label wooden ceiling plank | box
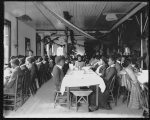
[34,2,96,40]
[92,2,107,28]
[33,2,56,29]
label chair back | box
[38,63,45,81]
[15,74,24,95]
[24,70,31,92]
[109,75,116,91]
[141,83,149,108]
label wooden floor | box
[4,78,143,118]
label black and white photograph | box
[3,1,149,118]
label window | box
[4,20,11,64]
[57,46,64,56]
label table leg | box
[96,85,99,106]
[67,87,70,109]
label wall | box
[4,12,36,56]
[18,20,36,56]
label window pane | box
[57,46,64,56]
[4,24,10,64]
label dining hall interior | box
[3,1,149,118]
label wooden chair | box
[22,70,31,103]
[70,88,93,112]
[141,83,149,116]
[108,75,117,105]
[37,63,45,88]
[54,91,68,108]
[3,74,24,111]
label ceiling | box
[4,1,144,41]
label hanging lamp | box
[106,2,118,21]
[18,2,32,22]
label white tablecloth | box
[136,70,148,84]
[60,66,106,94]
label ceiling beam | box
[36,29,109,32]
[110,2,147,32]
[33,2,96,40]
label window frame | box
[4,19,11,64]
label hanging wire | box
[25,2,26,15]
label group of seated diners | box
[3,50,148,116]
[51,51,148,113]
[4,50,54,98]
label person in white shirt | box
[95,56,108,77]
[75,54,85,69]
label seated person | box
[49,56,54,70]
[114,54,122,98]
[26,57,37,95]
[90,56,101,71]
[95,56,108,77]
[115,54,122,76]
[19,57,29,72]
[120,58,143,109]
[36,56,43,70]
[42,56,51,79]
[4,58,23,93]
[100,55,117,108]
[62,58,69,75]
[89,55,117,111]
[130,58,140,73]
[120,55,126,67]
[4,66,12,87]
[36,57,45,87]
[89,55,95,65]
[90,55,100,66]
[75,54,85,69]
[25,50,34,64]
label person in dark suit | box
[89,55,117,112]
[62,58,69,75]
[114,54,122,98]
[101,55,117,109]
[42,56,50,81]
[52,56,65,91]
[4,58,23,93]
[19,57,29,72]
[26,57,37,95]
[36,57,43,70]
[115,54,122,75]
[36,57,44,87]
[52,56,65,102]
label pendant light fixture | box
[106,2,118,21]
[18,2,32,22]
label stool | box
[70,90,93,112]
[54,91,68,108]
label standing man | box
[52,56,65,101]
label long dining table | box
[60,66,106,109]
[135,70,149,89]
